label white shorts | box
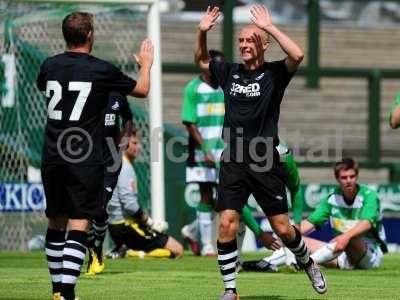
[186,166,218,183]
[337,240,383,270]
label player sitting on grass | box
[106,129,183,259]
[244,158,388,271]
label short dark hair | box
[334,158,359,179]
[128,128,139,138]
[62,12,93,48]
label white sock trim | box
[218,250,238,261]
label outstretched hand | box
[198,6,220,32]
[332,234,350,252]
[252,32,265,56]
[204,152,216,167]
[134,38,154,69]
[250,4,273,31]
[259,231,282,251]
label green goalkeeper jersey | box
[181,77,225,172]
[308,184,387,252]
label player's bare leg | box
[164,236,184,258]
[304,236,327,252]
[345,236,368,265]
[306,236,368,269]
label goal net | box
[0,0,162,250]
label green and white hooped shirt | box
[181,77,225,182]
[308,184,388,253]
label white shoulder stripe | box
[328,194,364,208]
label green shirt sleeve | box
[292,192,303,224]
[283,152,302,223]
[389,92,400,127]
[241,205,262,236]
[307,196,331,228]
[360,191,379,229]
[181,79,198,124]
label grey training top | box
[107,156,140,223]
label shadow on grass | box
[241,296,321,300]
[241,296,285,300]
[1,298,42,300]
[79,271,127,281]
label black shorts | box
[108,222,168,252]
[42,164,104,220]
[217,152,288,216]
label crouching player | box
[106,129,183,259]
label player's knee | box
[274,225,292,242]
[347,236,366,252]
[69,219,90,232]
[166,236,184,258]
[219,217,238,239]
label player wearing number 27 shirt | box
[36,12,153,300]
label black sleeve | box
[36,60,47,91]
[106,64,137,96]
[273,59,295,89]
[119,97,133,123]
[209,60,232,89]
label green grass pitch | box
[0,251,399,299]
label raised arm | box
[250,5,304,73]
[194,6,220,70]
[390,106,400,129]
[130,39,154,98]
[389,93,400,129]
